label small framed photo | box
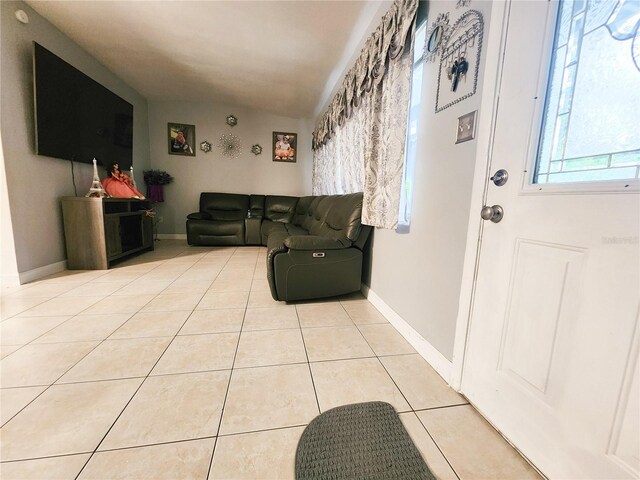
[272,132,297,162]
[168,123,196,156]
[455,111,477,144]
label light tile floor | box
[0,241,542,480]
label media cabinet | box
[61,197,154,270]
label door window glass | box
[535,0,640,184]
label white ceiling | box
[26,1,384,119]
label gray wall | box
[366,0,493,361]
[147,100,312,235]
[0,1,150,274]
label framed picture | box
[168,123,196,156]
[272,132,297,162]
[455,110,477,144]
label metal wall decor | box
[226,114,238,127]
[218,134,241,158]
[424,13,450,63]
[435,9,484,113]
[199,140,212,153]
[251,144,263,155]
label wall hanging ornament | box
[226,114,238,127]
[218,133,242,158]
[424,13,450,63]
[251,144,263,155]
[199,140,212,153]
[435,9,484,113]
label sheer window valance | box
[312,0,418,150]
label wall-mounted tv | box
[33,42,133,169]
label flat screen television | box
[33,42,133,169]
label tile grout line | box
[2,244,472,479]
[295,304,323,415]
[1,269,117,321]
[73,245,228,479]
[0,320,130,428]
[414,409,463,480]
[1,275,152,354]
[339,300,465,479]
[348,306,467,478]
[0,421,311,467]
[206,249,259,480]
[350,317,416,413]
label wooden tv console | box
[61,197,154,270]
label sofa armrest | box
[284,235,351,250]
[187,212,212,220]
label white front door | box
[462,1,640,479]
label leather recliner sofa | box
[186,192,372,302]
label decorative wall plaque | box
[218,134,241,158]
[251,144,263,155]
[435,9,484,113]
[199,140,212,153]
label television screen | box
[33,42,133,169]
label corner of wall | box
[0,134,19,286]
[363,283,455,385]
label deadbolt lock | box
[490,169,509,186]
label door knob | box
[481,205,504,223]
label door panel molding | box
[498,239,586,398]
[607,307,640,477]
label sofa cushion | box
[302,196,326,232]
[325,192,363,241]
[304,193,364,246]
[264,195,298,223]
[186,212,212,220]
[261,219,287,242]
[200,193,249,221]
[186,219,245,246]
[309,196,337,236]
[285,224,308,236]
[284,235,348,250]
[292,196,315,227]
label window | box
[397,17,427,231]
[534,0,640,184]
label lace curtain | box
[312,0,417,229]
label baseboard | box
[18,260,67,285]
[156,234,187,240]
[362,284,454,385]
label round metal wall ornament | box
[226,114,238,127]
[251,144,263,155]
[424,12,450,63]
[199,140,212,153]
[218,134,241,158]
[427,26,444,53]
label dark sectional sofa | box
[186,192,372,302]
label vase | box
[147,184,164,202]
